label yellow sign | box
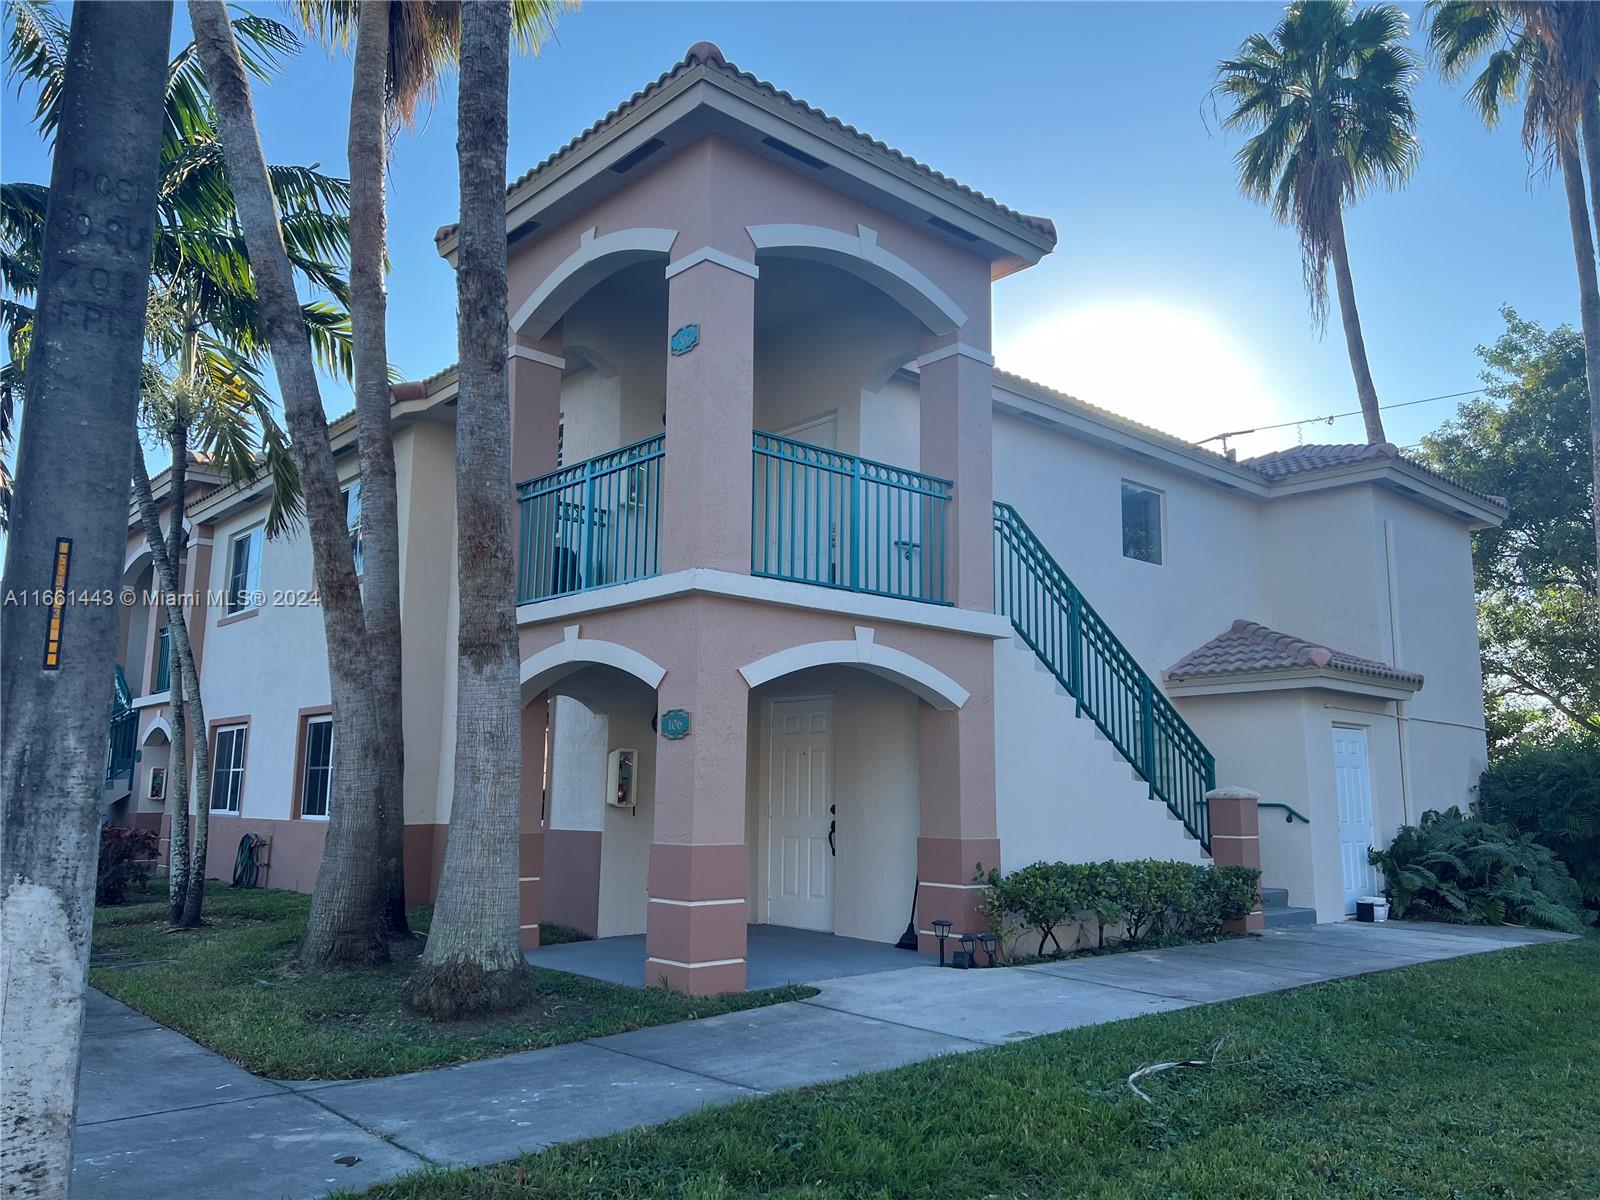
[43,537,71,669]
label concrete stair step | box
[1263,904,1318,928]
[1261,886,1291,908]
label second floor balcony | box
[516,430,953,609]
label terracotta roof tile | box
[1166,619,1423,689]
[437,42,1056,246]
[1242,442,1506,508]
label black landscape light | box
[957,933,977,969]
[979,932,1000,967]
[932,919,953,966]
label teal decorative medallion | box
[669,323,699,356]
[660,708,692,740]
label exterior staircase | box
[993,502,1216,852]
[1261,887,1318,928]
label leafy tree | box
[1479,733,1600,911]
[1426,1,1600,597]
[0,3,170,1191]
[1215,0,1421,444]
[1421,309,1598,740]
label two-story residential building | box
[106,42,1504,994]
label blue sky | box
[1,1,1583,458]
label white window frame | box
[225,527,263,613]
[299,715,334,821]
[210,724,248,813]
[1120,480,1165,566]
[342,481,363,576]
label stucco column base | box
[542,828,602,937]
[914,836,1000,955]
[1207,787,1264,934]
[518,831,545,950]
[646,842,748,995]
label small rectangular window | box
[210,724,248,812]
[154,623,171,694]
[342,482,363,575]
[1121,482,1164,565]
[226,528,262,613]
[299,716,334,819]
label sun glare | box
[993,301,1292,449]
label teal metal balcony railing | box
[516,435,665,604]
[993,502,1215,850]
[106,665,136,786]
[752,431,951,605]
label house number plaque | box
[660,709,692,740]
[669,323,699,356]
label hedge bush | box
[1369,806,1590,933]
[1478,734,1600,913]
[97,825,159,905]
[979,858,1261,959]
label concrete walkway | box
[71,921,1571,1199]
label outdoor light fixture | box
[957,933,977,970]
[932,919,953,967]
[979,933,1000,967]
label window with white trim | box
[300,716,333,819]
[342,481,363,575]
[210,724,248,812]
[1120,481,1164,565]
[226,528,263,613]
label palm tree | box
[1215,1,1421,444]
[1427,1,1600,596]
[0,3,171,1191]
[288,0,570,940]
[188,0,391,967]
[4,1,350,926]
[405,0,529,1018]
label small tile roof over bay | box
[436,41,1055,248]
[1166,620,1424,689]
[1243,442,1507,508]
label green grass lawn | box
[89,885,811,1080]
[342,935,1598,1200]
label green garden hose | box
[231,833,260,889]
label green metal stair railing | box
[106,665,137,787]
[993,502,1215,851]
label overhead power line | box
[1198,387,1488,451]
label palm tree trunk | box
[131,442,215,928]
[1578,91,1600,597]
[0,3,171,1192]
[406,0,528,1018]
[188,0,388,967]
[1558,128,1600,599]
[348,0,411,939]
[1327,203,1387,444]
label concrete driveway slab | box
[803,964,1193,1044]
[75,1023,282,1125]
[590,998,982,1092]
[310,1041,756,1167]
[72,1092,422,1200]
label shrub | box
[1478,734,1600,913]
[1370,807,1590,933]
[979,858,1261,958]
[97,826,159,906]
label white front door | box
[1333,725,1380,915]
[766,697,835,932]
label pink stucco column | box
[660,256,756,575]
[918,342,994,612]
[509,331,563,487]
[518,699,548,949]
[914,672,999,954]
[1207,786,1264,933]
[645,615,748,994]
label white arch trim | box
[141,716,173,746]
[519,624,667,700]
[512,226,679,338]
[739,626,968,711]
[745,223,967,335]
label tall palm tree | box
[405,0,528,1018]
[4,1,350,926]
[1216,1,1421,444]
[188,0,390,967]
[1427,1,1600,595]
[289,0,570,940]
[0,3,171,1191]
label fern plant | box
[1371,807,1590,933]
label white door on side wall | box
[767,697,835,932]
[1333,725,1380,915]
